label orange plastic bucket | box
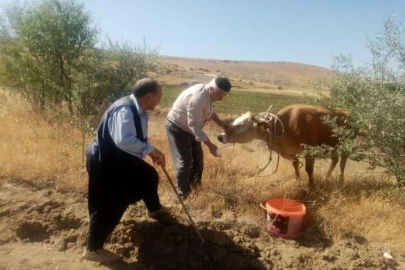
[260,198,306,238]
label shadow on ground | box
[290,174,397,250]
[102,219,267,270]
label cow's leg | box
[305,156,316,186]
[325,150,339,181]
[292,157,301,181]
[339,153,348,183]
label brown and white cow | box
[217,104,349,185]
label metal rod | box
[160,166,205,244]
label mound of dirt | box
[0,177,403,270]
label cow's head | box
[217,112,262,144]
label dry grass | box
[149,112,405,249]
[0,88,88,188]
[158,55,334,90]
[1,88,404,250]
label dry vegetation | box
[157,56,334,95]
[0,88,85,187]
[1,87,405,254]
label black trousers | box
[86,153,161,251]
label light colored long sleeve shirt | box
[108,94,155,159]
[167,84,213,142]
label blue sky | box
[1,0,405,68]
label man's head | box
[207,77,231,102]
[132,78,162,110]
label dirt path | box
[0,177,403,270]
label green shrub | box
[0,0,157,160]
[311,17,405,184]
[0,0,157,116]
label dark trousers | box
[165,120,204,198]
[86,153,161,251]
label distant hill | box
[157,55,334,94]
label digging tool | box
[160,165,205,244]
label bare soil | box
[1,177,404,270]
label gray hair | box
[132,78,161,97]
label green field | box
[160,85,312,114]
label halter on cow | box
[218,104,349,186]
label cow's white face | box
[217,112,259,144]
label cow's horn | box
[265,105,273,113]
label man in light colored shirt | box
[83,78,170,262]
[166,77,232,199]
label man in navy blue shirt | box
[83,78,168,262]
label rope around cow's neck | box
[219,109,289,178]
[253,111,285,177]
[259,113,285,145]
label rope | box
[255,150,280,177]
[258,106,285,145]
[228,143,236,174]
[252,106,286,177]
[219,144,234,150]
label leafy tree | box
[0,0,158,115]
[0,0,158,164]
[311,17,405,184]
[0,0,98,111]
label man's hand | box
[210,112,229,131]
[204,140,220,157]
[148,148,166,167]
